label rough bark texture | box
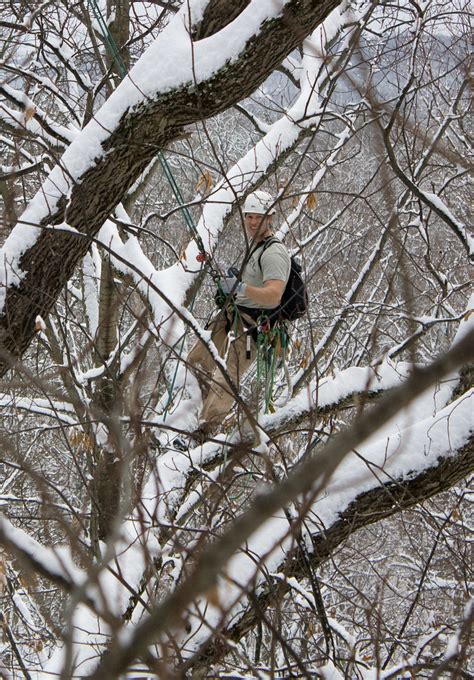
[92,256,122,540]
[107,0,130,75]
[87,0,132,541]
[0,0,341,375]
[187,436,474,674]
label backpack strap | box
[256,236,281,270]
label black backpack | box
[257,238,308,321]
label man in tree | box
[186,190,291,438]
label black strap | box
[237,305,281,327]
[257,236,280,270]
[236,305,261,323]
[247,235,280,263]
[234,306,260,343]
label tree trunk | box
[91,0,131,542]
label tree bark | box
[92,0,131,541]
[192,0,251,39]
[106,0,130,78]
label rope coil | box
[256,317,290,414]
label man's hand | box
[220,275,245,296]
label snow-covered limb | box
[186,391,473,674]
[94,2,362,345]
[183,1,363,259]
[83,330,473,678]
[139,349,466,537]
[441,598,473,666]
[1,2,471,676]
[0,157,45,182]
[0,394,78,424]
[381,50,472,260]
[418,189,473,260]
[0,514,160,672]
[95,221,254,420]
[43,521,161,677]
[0,0,352,374]
[81,248,100,338]
[295,222,394,389]
[277,117,356,245]
[0,512,154,621]
[0,495,82,515]
[0,515,85,594]
[36,324,472,675]
[233,103,271,134]
[0,84,78,147]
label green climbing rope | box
[87,0,215,422]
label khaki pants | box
[187,309,257,431]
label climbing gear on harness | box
[246,333,252,360]
[196,251,210,263]
[255,316,291,414]
[214,281,228,309]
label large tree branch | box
[149,360,434,529]
[0,515,118,625]
[85,330,474,679]
[192,0,251,39]
[0,0,341,375]
[188,434,474,674]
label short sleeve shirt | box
[236,238,291,310]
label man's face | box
[244,212,272,242]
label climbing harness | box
[228,302,293,415]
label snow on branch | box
[199,420,472,673]
[0,84,78,148]
[0,515,85,592]
[83,330,473,678]
[0,394,77,424]
[182,394,474,672]
[141,339,468,535]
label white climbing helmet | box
[243,190,276,215]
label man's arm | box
[241,280,285,308]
